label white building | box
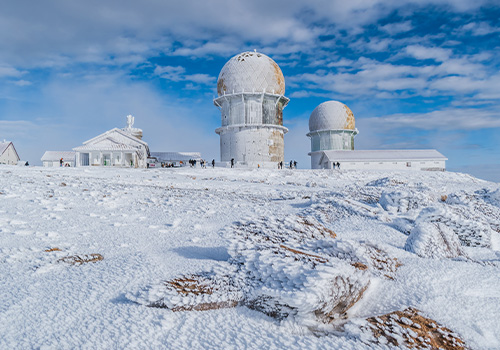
[0,141,20,165]
[316,150,447,171]
[150,152,202,167]
[214,51,289,168]
[73,116,150,168]
[41,151,76,167]
[308,100,447,171]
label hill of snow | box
[0,165,499,349]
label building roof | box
[82,128,148,147]
[217,51,285,96]
[41,151,76,161]
[150,152,202,162]
[319,149,447,161]
[73,128,149,157]
[0,141,20,161]
[73,139,141,152]
[309,101,356,132]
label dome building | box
[307,101,447,171]
[214,51,289,168]
[307,101,359,169]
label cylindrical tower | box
[214,51,289,168]
[307,101,359,169]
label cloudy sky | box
[1,0,499,181]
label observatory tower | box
[307,101,359,169]
[214,51,289,168]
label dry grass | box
[367,307,466,349]
[351,262,368,270]
[166,276,215,296]
[58,254,103,265]
[149,274,240,312]
[441,195,448,202]
[297,216,337,238]
[44,247,62,252]
[279,245,329,264]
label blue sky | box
[0,0,499,181]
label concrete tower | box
[307,101,359,169]
[214,51,289,168]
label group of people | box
[59,158,70,167]
[189,159,216,168]
[332,161,341,169]
[278,160,298,169]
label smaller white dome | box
[309,101,356,132]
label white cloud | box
[405,45,452,62]
[154,65,215,85]
[154,65,186,81]
[364,107,500,131]
[12,80,32,86]
[459,22,500,36]
[380,21,413,35]
[0,65,25,77]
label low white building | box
[73,116,150,168]
[0,141,20,165]
[41,151,76,167]
[317,150,447,171]
[150,152,202,167]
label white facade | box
[313,150,447,171]
[41,151,76,167]
[214,51,289,168]
[73,117,149,168]
[0,141,20,165]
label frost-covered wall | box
[309,131,355,152]
[215,93,288,167]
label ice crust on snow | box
[132,215,399,328]
[1,166,500,349]
[405,220,465,259]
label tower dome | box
[217,51,285,96]
[309,101,356,132]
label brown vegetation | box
[58,254,103,265]
[366,307,466,349]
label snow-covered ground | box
[0,165,499,349]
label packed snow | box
[0,165,499,349]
